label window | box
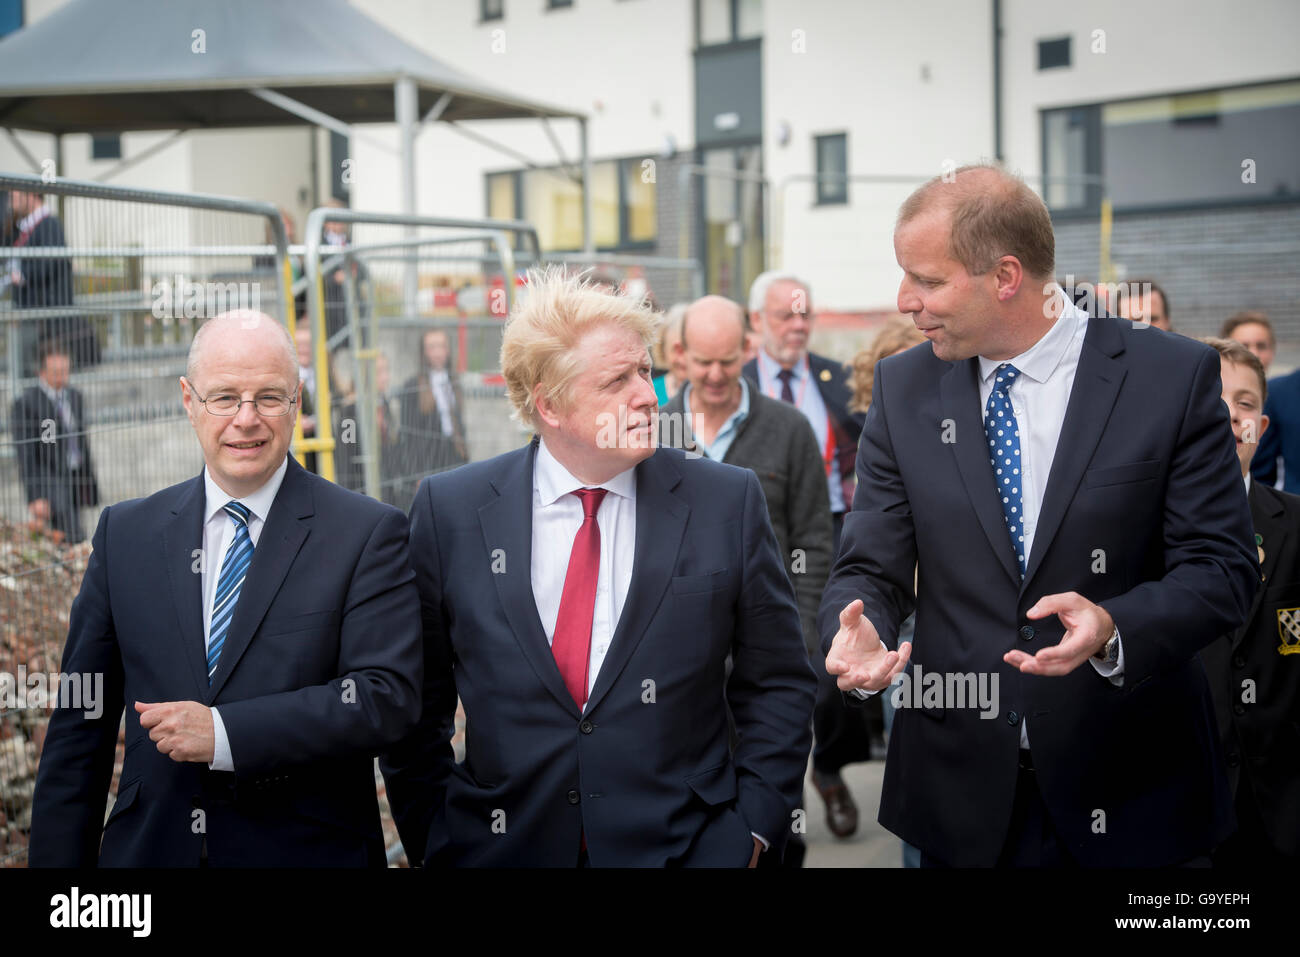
[546,0,574,7]
[480,0,503,22]
[486,157,657,251]
[91,134,122,161]
[697,0,762,47]
[814,133,848,205]
[1037,36,1071,70]
[1042,79,1300,214]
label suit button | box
[567,789,580,805]
[1231,655,1246,669]
[1232,703,1246,716]
[579,720,594,734]
[1006,711,1020,726]
[1019,625,1035,641]
[1227,752,1241,768]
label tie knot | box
[573,487,607,519]
[993,363,1021,393]
[223,501,251,527]
[777,369,794,383]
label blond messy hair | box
[501,266,660,428]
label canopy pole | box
[579,117,593,255]
[395,75,419,308]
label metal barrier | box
[0,171,291,867]
[303,208,542,509]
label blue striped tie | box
[208,501,253,684]
[984,363,1026,576]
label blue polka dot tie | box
[984,364,1026,576]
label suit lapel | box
[478,439,579,715]
[1022,317,1126,592]
[208,459,312,700]
[585,451,689,715]
[1235,483,1282,649]
[940,359,1021,587]
[162,473,209,698]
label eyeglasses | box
[184,378,297,417]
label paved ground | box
[801,758,903,868]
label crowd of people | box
[13,164,1298,868]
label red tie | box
[551,487,608,709]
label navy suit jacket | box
[1251,368,1300,493]
[29,457,423,867]
[818,317,1258,866]
[381,440,816,866]
[743,351,863,511]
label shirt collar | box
[203,456,289,526]
[682,376,750,429]
[535,437,636,508]
[978,287,1086,386]
[757,347,807,384]
[38,379,63,404]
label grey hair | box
[187,310,298,383]
[748,270,812,314]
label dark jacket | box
[819,317,1256,866]
[743,351,863,511]
[11,383,99,510]
[1200,479,1300,857]
[659,384,832,654]
[29,458,423,867]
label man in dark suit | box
[11,342,99,544]
[1199,337,1299,865]
[5,188,98,373]
[381,271,815,867]
[29,310,422,867]
[821,165,1257,867]
[745,271,871,839]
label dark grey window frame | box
[1042,75,1300,219]
[1037,36,1071,71]
[813,132,848,206]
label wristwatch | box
[1093,626,1120,664]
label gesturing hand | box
[1003,591,1114,677]
[825,599,912,693]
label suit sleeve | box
[217,507,423,770]
[817,363,917,653]
[11,392,43,503]
[727,470,817,850]
[378,476,458,865]
[1099,347,1259,683]
[28,509,126,867]
[786,419,833,655]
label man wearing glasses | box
[30,310,423,867]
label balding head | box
[897,165,1055,282]
[187,310,297,385]
[682,295,747,353]
[678,295,747,418]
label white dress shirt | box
[857,291,1125,742]
[428,368,456,437]
[531,438,636,705]
[200,457,289,771]
[975,290,1123,745]
[755,349,842,512]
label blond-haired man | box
[382,270,815,867]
